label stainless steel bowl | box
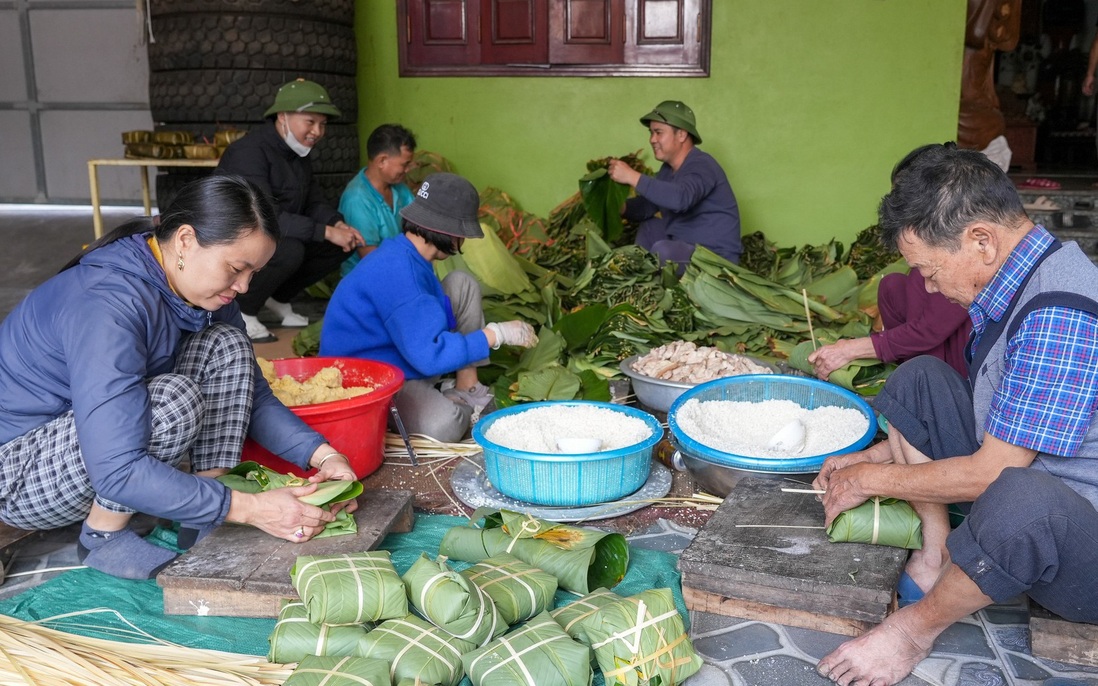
[618,354,779,413]
[676,450,818,497]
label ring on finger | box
[294,527,305,539]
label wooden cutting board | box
[678,476,907,637]
[157,489,414,618]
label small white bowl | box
[556,437,603,454]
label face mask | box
[281,119,312,157]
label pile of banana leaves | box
[295,150,911,398]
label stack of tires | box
[147,0,359,212]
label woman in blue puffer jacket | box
[0,175,357,579]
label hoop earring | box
[177,255,185,271]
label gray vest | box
[971,241,1098,507]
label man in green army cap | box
[608,100,742,271]
[217,78,365,342]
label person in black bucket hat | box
[607,100,742,272]
[321,173,538,442]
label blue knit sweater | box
[320,234,491,379]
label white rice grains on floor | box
[483,405,653,453]
[675,398,869,458]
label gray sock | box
[77,523,178,580]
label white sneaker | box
[241,314,276,342]
[264,298,308,327]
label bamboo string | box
[0,613,293,685]
[802,288,818,351]
[780,487,825,494]
[734,524,825,529]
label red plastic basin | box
[242,357,404,478]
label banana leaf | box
[826,497,923,549]
[293,319,324,357]
[402,553,507,646]
[284,655,392,686]
[780,338,895,396]
[514,367,582,402]
[442,222,534,295]
[554,304,610,352]
[582,589,703,686]
[805,266,860,310]
[292,551,409,625]
[218,462,362,538]
[460,553,558,625]
[267,600,373,664]
[360,614,476,686]
[462,611,592,686]
[550,588,623,650]
[438,509,629,594]
[579,168,630,243]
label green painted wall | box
[353,1,965,245]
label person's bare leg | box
[81,503,177,579]
[889,430,952,593]
[818,563,992,686]
[455,366,479,392]
[85,502,132,532]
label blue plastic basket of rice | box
[472,400,664,507]
[667,375,876,474]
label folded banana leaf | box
[360,614,476,686]
[460,553,558,625]
[550,588,623,648]
[826,497,923,549]
[462,611,592,686]
[292,551,409,626]
[402,553,506,647]
[438,509,629,594]
[283,655,392,686]
[267,600,373,663]
[582,589,703,686]
[218,461,362,538]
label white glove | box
[486,321,539,349]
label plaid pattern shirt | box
[969,226,1098,456]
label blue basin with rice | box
[473,400,663,507]
[667,375,877,495]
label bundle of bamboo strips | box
[0,613,292,685]
[382,432,481,461]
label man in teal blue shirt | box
[338,124,417,275]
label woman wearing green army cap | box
[217,78,366,342]
[607,100,742,272]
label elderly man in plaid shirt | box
[812,144,1098,686]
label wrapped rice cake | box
[461,553,558,625]
[582,589,702,686]
[402,553,506,647]
[550,587,623,648]
[826,496,923,549]
[292,551,409,626]
[283,655,391,686]
[267,600,373,664]
[360,613,476,686]
[462,611,592,686]
[439,509,629,594]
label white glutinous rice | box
[675,398,868,458]
[484,405,653,453]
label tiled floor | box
[2,518,1097,685]
[2,206,1097,685]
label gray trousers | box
[0,324,253,529]
[392,271,487,443]
[876,356,1098,621]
